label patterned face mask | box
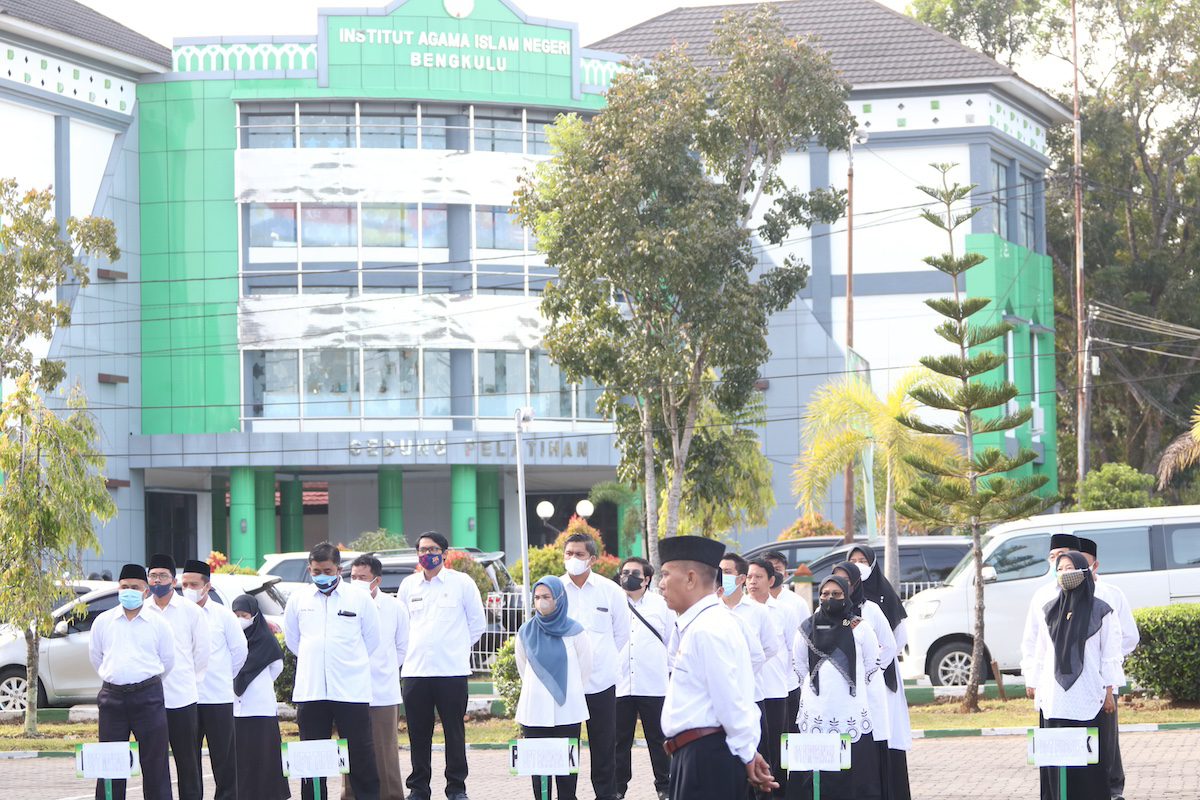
[1057,568,1087,591]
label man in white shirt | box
[89,563,177,800]
[560,532,630,800]
[146,553,209,800]
[180,559,247,800]
[763,549,810,735]
[745,559,791,799]
[1021,533,1081,686]
[397,531,486,800]
[614,556,671,800]
[659,536,775,800]
[346,554,410,800]
[284,541,383,800]
[1080,537,1138,800]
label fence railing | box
[471,591,526,672]
[899,580,942,600]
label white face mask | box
[351,578,374,594]
[565,556,591,577]
[238,616,253,631]
[856,563,873,581]
[182,588,204,604]
[535,598,555,616]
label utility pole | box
[843,131,867,542]
[1071,0,1088,488]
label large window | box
[476,205,524,250]
[475,117,523,153]
[531,351,572,418]
[984,533,1050,582]
[301,205,357,247]
[242,112,294,148]
[303,350,359,417]
[1165,525,1200,568]
[423,349,452,417]
[299,111,353,148]
[478,350,527,416]
[1074,527,1153,573]
[1019,174,1038,250]
[244,350,300,418]
[363,349,419,416]
[992,160,1010,240]
[247,204,297,247]
[362,204,418,247]
[422,205,449,248]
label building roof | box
[591,0,1037,93]
[0,0,171,70]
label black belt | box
[102,675,161,693]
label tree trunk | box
[963,520,986,713]
[23,628,38,736]
[663,366,704,542]
[884,463,900,588]
[642,408,661,571]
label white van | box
[904,505,1200,685]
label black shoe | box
[446,794,469,800]
[407,794,430,800]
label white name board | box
[281,739,350,778]
[75,743,140,779]
[781,733,851,772]
[1028,728,1099,767]
[508,738,579,776]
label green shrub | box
[1074,463,1162,511]
[1124,603,1200,703]
[349,528,406,552]
[274,632,297,705]
[511,544,567,586]
[492,636,520,718]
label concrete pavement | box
[3,730,1198,799]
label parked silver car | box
[0,574,287,712]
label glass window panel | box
[580,377,604,419]
[242,113,294,148]
[299,113,353,148]
[474,206,496,249]
[364,349,419,416]
[1167,525,1200,567]
[529,123,552,155]
[362,262,418,293]
[899,552,928,583]
[531,351,572,418]
[362,204,417,247]
[301,205,357,247]
[478,350,527,417]
[359,114,412,149]
[303,350,359,417]
[475,206,523,250]
[244,350,299,418]
[243,274,297,295]
[1074,527,1152,573]
[992,160,1010,240]
[422,205,449,248]
[984,533,1050,582]
[423,349,452,416]
[923,547,968,581]
[419,116,448,150]
[301,262,357,295]
[475,118,523,153]
[248,204,297,247]
[1020,176,1038,250]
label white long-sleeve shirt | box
[397,567,485,678]
[284,580,381,703]
[772,588,810,691]
[618,590,671,698]
[368,589,408,707]
[197,599,248,705]
[731,595,778,703]
[859,601,896,744]
[234,659,282,718]
[662,594,762,765]
[515,631,593,727]
[1095,577,1139,656]
[560,571,630,694]
[89,605,176,686]
[749,595,792,700]
[147,593,209,709]
[1028,603,1123,721]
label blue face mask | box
[312,573,339,593]
[721,573,740,596]
[119,589,145,610]
[149,584,173,598]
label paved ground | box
[4,730,1198,799]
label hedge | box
[1124,603,1200,703]
[492,637,520,718]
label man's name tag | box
[75,742,140,779]
[508,738,579,776]
[1027,728,1100,767]
[781,733,851,772]
[281,739,350,778]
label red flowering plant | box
[444,549,493,601]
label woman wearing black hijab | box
[848,545,911,800]
[788,575,884,800]
[1028,551,1121,800]
[232,594,290,800]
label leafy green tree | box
[896,164,1056,712]
[0,375,115,734]
[0,179,119,390]
[515,6,853,567]
[793,368,960,587]
[348,528,406,552]
[909,0,1051,66]
[1075,462,1162,509]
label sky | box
[87,0,911,50]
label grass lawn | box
[908,696,1200,730]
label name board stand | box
[1027,727,1101,800]
[76,742,140,800]
[781,733,851,800]
[282,739,350,800]
[509,738,579,800]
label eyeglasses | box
[147,572,174,583]
[818,591,846,600]
[619,571,644,579]
[417,547,443,555]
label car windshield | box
[944,534,991,584]
[254,582,289,615]
[484,558,515,591]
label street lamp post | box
[514,407,534,621]
[843,128,869,542]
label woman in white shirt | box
[789,575,883,800]
[1028,551,1121,800]
[232,594,290,800]
[515,576,593,800]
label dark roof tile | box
[0,0,170,70]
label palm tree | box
[1155,406,1200,489]
[793,367,960,586]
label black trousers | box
[1102,702,1125,797]
[762,697,787,799]
[522,723,582,800]
[615,694,669,795]
[298,700,378,800]
[402,676,468,798]
[167,704,203,800]
[95,679,172,800]
[584,685,619,800]
[668,732,747,800]
[197,702,237,800]
[785,687,800,734]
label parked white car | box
[0,574,288,712]
[905,505,1200,685]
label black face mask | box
[820,598,847,617]
[621,574,644,592]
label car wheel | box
[0,667,31,713]
[928,642,974,687]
